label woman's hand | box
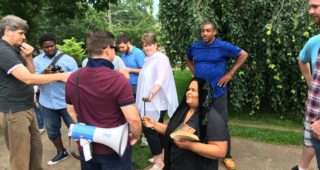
[142,92,155,102]
[174,139,194,150]
[142,116,156,129]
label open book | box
[170,123,200,141]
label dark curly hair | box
[39,34,56,47]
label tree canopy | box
[0,0,157,49]
[0,0,117,45]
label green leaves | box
[160,0,319,118]
[57,38,85,65]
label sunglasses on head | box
[103,45,117,51]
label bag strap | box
[76,69,81,122]
[69,69,84,160]
[51,52,65,66]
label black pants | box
[143,110,166,155]
[213,94,231,158]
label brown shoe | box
[223,158,236,170]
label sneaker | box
[140,136,148,147]
[291,165,299,170]
[223,158,236,170]
[47,149,69,165]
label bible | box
[170,123,199,141]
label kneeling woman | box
[143,78,228,170]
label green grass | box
[229,111,302,131]
[228,107,303,146]
[229,125,301,146]
[173,70,194,101]
[132,143,152,169]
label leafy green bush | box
[57,37,85,65]
[160,0,320,118]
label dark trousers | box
[40,105,74,140]
[80,147,132,170]
[143,110,166,155]
[213,94,231,158]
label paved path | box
[0,125,318,170]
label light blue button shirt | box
[34,51,78,109]
[299,34,320,76]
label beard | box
[311,14,320,25]
[125,46,130,54]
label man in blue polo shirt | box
[185,22,248,170]
[117,34,145,97]
[34,34,78,165]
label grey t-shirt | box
[0,40,33,113]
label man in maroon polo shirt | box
[65,29,141,170]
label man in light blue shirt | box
[294,34,320,170]
[299,34,320,84]
[34,34,78,165]
[117,34,145,97]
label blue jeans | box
[312,135,320,169]
[80,147,132,170]
[40,105,74,140]
[34,103,44,129]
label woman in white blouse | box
[136,33,178,170]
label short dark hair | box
[116,34,131,45]
[86,29,115,56]
[201,22,216,30]
[39,34,56,47]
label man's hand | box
[20,42,34,59]
[129,133,139,145]
[217,72,233,87]
[60,72,72,82]
[311,120,320,139]
[119,68,130,79]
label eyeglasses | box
[108,45,117,50]
[103,45,118,52]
